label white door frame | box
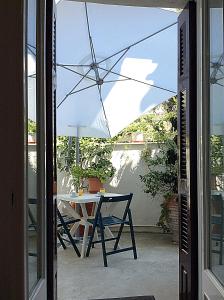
[197,0,224,299]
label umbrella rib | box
[98,66,176,94]
[57,64,96,82]
[91,37,101,80]
[216,82,224,87]
[104,79,130,83]
[98,21,178,64]
[210,55,224,79]
[27,43,36,50]
[97,85,111,137]
[27,44,36,56]
[69,83,98,96]
[102,47,130,80]
[57,83,97,108]
[57,68,92,108]
[58,63,91,67]
[28,74,36,78]
[84,2,102,83]
[216,76,224,81]
[84,2,96,66]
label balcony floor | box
[58,232,178,300]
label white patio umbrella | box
[56,1,178,139]
[209,7,224,135]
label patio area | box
[57,232,178,300]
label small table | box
[57,193,121,258]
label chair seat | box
[211,233,224,241]
[88,215,129,227]
[211,216,222,225]
[57,215,79,227]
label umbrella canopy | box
[56,1,178,138]
[209,7,224,135]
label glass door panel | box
[208,0,224,286]
[27,0,39,292]
[26,0,47,297]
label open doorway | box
[55,1,180,300]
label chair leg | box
[92,228,99,248]
[81,224,89,258]
[99,216,108,267]
[114,223,124,251]
[220,224,223,265]
[57,210,80,257]
[86,222,97,257]
[57,232,66,249]
[64,224,81,257]
[128,210,137,259]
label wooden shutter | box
[46,1,57,299]
[178,2,198,300]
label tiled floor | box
[57,232,178,300]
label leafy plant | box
[140,140,178,196]
[210,135,224,175]
[139,97,178,232]
[28,119,36,134]
[57,137,116,190]
[117,96,177,143]
[210,135,224,189]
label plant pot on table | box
[88,177,103,193]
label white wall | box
[105,143,164,229]
[57,142,164,229]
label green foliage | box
[57,137,116,189]
[156,201,170,233]
[210,135,224,176]
[28,119,36,134]
[117,96,177,143]
[140,140,178,197]
[139,97,178,232]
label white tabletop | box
[57,193,122,204]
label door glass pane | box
[208,0,224,284]
[26,0,40,293]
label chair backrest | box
[96,193,133,220]
[211,194,223,227]
[211,194,223,213]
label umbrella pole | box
[76,126,80,166]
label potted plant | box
[58,137,116,193]
[140,140,178,240]
[140,141,178,238]
[84,159,115,193]
[139,97,178,243]
[71,158,115,193]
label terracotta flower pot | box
[88,177,103,193]
[166,194,179,244]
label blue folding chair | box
[86,193,137,267]
[211,194,224,265]
[57,208,81,257]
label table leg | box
[81,223,89,258]
[70,222,80,237]
[80,203,92,258]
